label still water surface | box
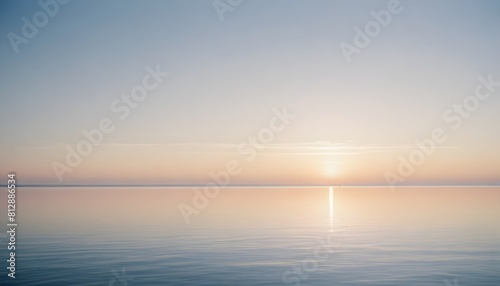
[0,187,499,285]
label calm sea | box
[0,187,499,285]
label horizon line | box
[2,184,500,188]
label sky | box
[0,0,499,186]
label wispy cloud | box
[12,141,459,156]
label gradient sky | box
[0,0,499,185]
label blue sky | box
[1,0,499,185]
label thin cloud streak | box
[11,141,459,156]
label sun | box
[324,161,341,178]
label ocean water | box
[0,187,499,285]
